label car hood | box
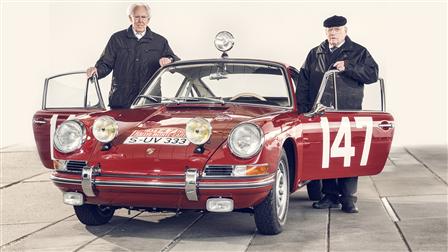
[85,103,287,176]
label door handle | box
[303,137,311,147]
[33,118,47,125]
[378,122,394,130]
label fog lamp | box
[63,192,84,206]
[206,198,234,212]
[93,116,118,143]
[186,117,212,145]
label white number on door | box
[320,117,373,168]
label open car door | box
[32,72,106,168]
[298,70,394,180]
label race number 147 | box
[320,117,373,168]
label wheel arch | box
[282,137,296,193]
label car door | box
[298,70,394,180]
[32,72,106,168]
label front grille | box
[66,160,87,172]
[204,165,233,176]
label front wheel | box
[74,204,115,226]
[254,150,289,235]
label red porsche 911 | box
[32,32,394,235]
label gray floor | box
[1,146,447,251]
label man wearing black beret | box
[296,15,379,213]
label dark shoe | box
[341,201,359,213]
[312,195,341,209]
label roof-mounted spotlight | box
[214,31,234,58]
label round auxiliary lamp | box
[214,31,235,58]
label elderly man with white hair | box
[87,3,179,109]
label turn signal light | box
[233,164,269,176]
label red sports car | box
[32,32,394,235]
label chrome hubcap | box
[275,160,288,221]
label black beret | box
[323,15,347,28]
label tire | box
[307,180,323,201]
[74,204,115,226]
[254,150,289,235]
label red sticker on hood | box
[130,128,186,138]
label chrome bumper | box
[51,166,275,201]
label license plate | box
[123,136,190,145]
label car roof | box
[169,58,290,68]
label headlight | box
[186,117,212,145]
[54,120,85,153]
[214,31,234,52]
[92,116,119,143]
[228,123,264,159]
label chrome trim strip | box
[379,123,394,129]
[96,181,185,189]
[199,178,275,189]
[102,174,185,180]
[333,71,338,110]
[57,170,270,180]
[50,174,275,190]
[50,175,82,185]
[379,78,386,112]
[200,174,271,180]
[33,119,46,125]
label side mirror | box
[303,103,332,118]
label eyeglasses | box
[326,27,344,33]
[133,16,149,20]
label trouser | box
[322,176,358,204]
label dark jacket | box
[95,26,179,108]
[297,36,378,113]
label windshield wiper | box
[136,95,180,103]
[177,96,225,104]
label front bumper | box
[50,166,275,209]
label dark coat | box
[296,36,378,113]
[95,26,179,108]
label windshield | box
[133,63,291,107]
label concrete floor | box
[1,146,447,251]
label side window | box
[316,71,384,112]
[44,72,104,109]
[362,79,385,111]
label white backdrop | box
[1,1,447,147]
